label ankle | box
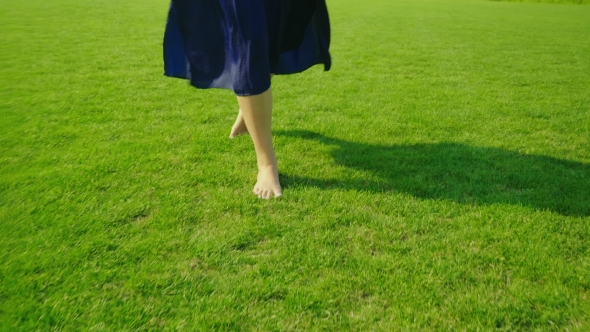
[257,154,277,169]
[258,162,278,170]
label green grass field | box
[497,0,588,3]
[1,0,590,330]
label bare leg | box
[236,88,282,199]
[230,75,273,139]
[229,108,249,138]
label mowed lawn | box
[1,0,590,330]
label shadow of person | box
[276,130,590,217]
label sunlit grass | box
[1,0,589,330]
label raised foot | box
[229,109,249,138]
[253,164,282,199]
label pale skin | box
[230,87,282,199]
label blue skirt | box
[163,0,331,96]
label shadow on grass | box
[277,130,590,217]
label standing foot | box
[229,109,249,138]
[253,164,282,199]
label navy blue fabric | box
[164,0,331,96]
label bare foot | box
[229,109,249,138]
[253,164,283,199]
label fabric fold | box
[164,0,331,96]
